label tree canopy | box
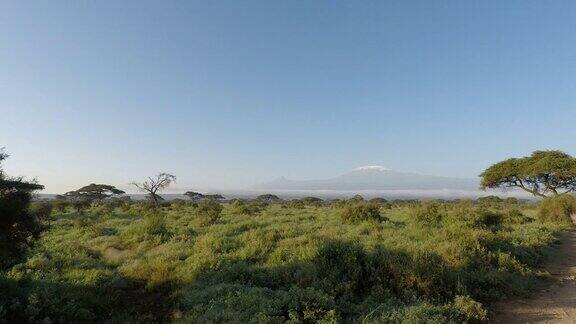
[0,149,44,268]
[62,184,125,202]
[480,150,576,198]
[256,194,281,202]
[184,191,205,201]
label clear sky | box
[2,1,576,193]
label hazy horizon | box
[3,1,576,193]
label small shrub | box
[142,212,170,240]
[537,194,576,224]
[301,197,324,207]
[339,203,384,223]
[196,199,223,225]
[451,295,487,322]
[472,209,502,229]
[368,198,391,209]
[411,202,443,224]
[29,201,54,219]
[51,200,69,213]
[313,240,368,297]
[502,209,532,225]
[231,200,264,216]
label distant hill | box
[252,166,480,191]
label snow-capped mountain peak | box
[353,165,390,172]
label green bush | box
[537,194,576,224]
[142,211,171,241]
[230,200,264,216]
[0,194,565,322]
[196,199,223,225]
[339,203,384,223]
[502,209,532,225]
[51,199,69,213]
[471,209,503,229]
[301,197,324,207]
[29,201,54,219]
[411,201,443,224]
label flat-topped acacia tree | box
[63,184,125,202]
[131,173,176,207]
[184,191,205,201]
[480,150,576,198]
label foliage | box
[0,150,44,269]
[282,199,305,209]
[350,194,364,203]
[0,198,568,322]
[29,201,54,220]
[195,199,223,225]
[369,197,389,204]
[183,191,205,201]
[480,150,576,198]
[141,211,171,241]
[537,194,576,224]
[230,199,265,216]
[339,202,385,223]
[255,193,282,203]
[301,196,324,207]
[62,184,125,202]
[411,201,444,224]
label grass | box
[0,199,570,323]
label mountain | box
[252,166,480,191]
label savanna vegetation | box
[1,150,575,323]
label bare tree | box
[130,173,176,207]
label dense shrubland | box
[0,194,571,323]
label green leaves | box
[480,150,576,197]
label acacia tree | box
[480,150,576,198]
[63,184,125,202]
[184,191,205,201]
[131,173,176,207]
[0,149,44,268]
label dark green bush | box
[472,209,503,229]
[71,199,92,213]
[29,201,54,220]
[339,203,385,223]
[0,151,45,269]
[196,199,223,225]
[51,199,69,213]
[537,194,576,224]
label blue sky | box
[2,1,576,193]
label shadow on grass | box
[1,233,558,323]
[0,274,174,323]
